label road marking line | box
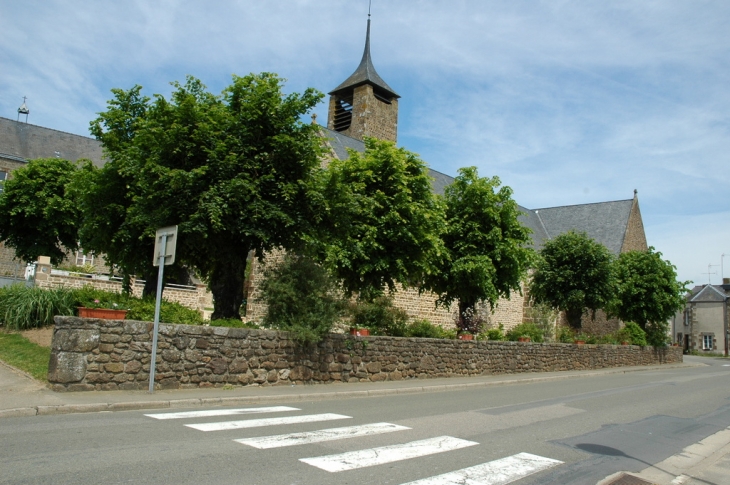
[400,452,563,485]
[300,436,478,472]
[185,413,351,432]
[145,406,299,420]
[235,422,410,449]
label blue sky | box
[1,0,729,286]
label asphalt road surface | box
[2,358,729,485]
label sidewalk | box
[2,358,727,484]
[0,358,702,419]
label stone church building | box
[0,18,648,333]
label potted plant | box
[349,327,370,336]
[78,299,129,320]
[517,335,531,342]
[458,331,473,341]
[573,332,589,345]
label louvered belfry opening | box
[372,88,392,105]
[333,93,353,132]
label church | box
[0,18,648,334]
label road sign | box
[152,226,178,266]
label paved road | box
[1,358,729,485]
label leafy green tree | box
[530,230,615,329]
[312,137,445,301]
[610,247,689,346]
[0,158,82,265]
[88,74,324,319]
[425,167,532,332]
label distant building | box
[672,282,729,355]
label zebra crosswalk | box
[144,405,563,483]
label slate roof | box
[0,116,103,167]
[530,199,634,254]
[329,19,399,99]
[689,284,728,303]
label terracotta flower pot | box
[458,334,473,341]
[518,336,531,342]
[621,341,629,345]
[574,340,585,345]
[78,307,128,320]
[349,328,370,336]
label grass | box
[0,331,51,381]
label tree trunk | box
[142,267,159,299]
[210,257,247,320]
[566,307,583,329]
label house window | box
[0,171,7,193]
[702,334,714,350]
[75,250,94,266]
[684,310,690,326]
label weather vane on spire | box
[368,0,371,17]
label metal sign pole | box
[148,233,168,394]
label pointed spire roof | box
[329,18,399,99]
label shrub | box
[259,254,345,344]
[529,302,558,342]
[405,319,455,339]
[645,321,669,347]
[557,326,574,343]
[0,284,76,329]
[505,322,545,343]
[618,322,647,346]
[479,323,505,341]
[125,297,204,326]
[350,296,409,337]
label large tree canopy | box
[0,158,82,265]
[311,137,445,301]
[529,230,615,329]
[610,247,688,345]
[87,74,324,318]
[425,166,532,332]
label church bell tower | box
[327,16,400,142]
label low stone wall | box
[49,316,683,392]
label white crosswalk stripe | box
[185,413,351,432]
[145,407,565,483]
[144,406,299,420]
[299,436,479,472]
[234,422,410,449]
[399,452,563,484]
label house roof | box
[689,284,728,303]
[328,19,399,99]
[0,116,103,167]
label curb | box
[0,362,700,419]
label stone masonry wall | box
[49,316,683,392]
